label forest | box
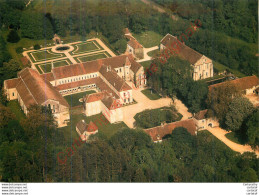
[0,104,258,182]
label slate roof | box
[144,119,197,142]
[161,33,203,65]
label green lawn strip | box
[64,90,96,107]
[40,63,52,73]
[75,52,108,63]
[28,49,65,62]
[141,89,161,100]
[35,64,43,74]
[37,59,72,73]
[7,100,26,121]
[225,132,246,145]
[132,31,163,48]
[134,106,182,129]
[213,61,246,78]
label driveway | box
[137,46,159,63]
[206,126,259,157]
[122,84,192,128]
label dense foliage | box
[0,104,258,182]
[147,55,208,113]
[134,106,182,128]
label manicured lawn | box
[28,49,65,62]
[141,89,161,100]
[225,132,246,145]
[134,106,183,129]
[64,90,96,107]
[37,59,72,73]
[75,52,109,63]
[133,31,163,48]
[71,41,100,55]
[7,100,25,121]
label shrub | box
[34,44,41,50]
[7,30,20,43]
[15,47,23,54]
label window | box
[12,92,15,96]
[128,98,130,102]
[124,99,126,103]
[90,75,91,78]
[53,105,55,112]
[206,72,208,76]
[120,68,122,72]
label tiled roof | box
[17,68,69,108]
[124,28,130,35]
[194,109,208,120]
[21,56,29,66]
[76,120,98,134]
[84,91,106,103]
[99,65,132,92]
[144,119,197,142]
[54,78,98,91]
[128,39,143,49]
[96,78,120,99]
[209,76,259,92]
[52,54,142,79]
[52,61,103,80]
[4,78,21,89]
[161,34,203,65]
[41,72,54,82]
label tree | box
[113,39,127,54]
[7,30,20,43]
[245,110,259,149]
[206,82,240,125]
[225,96,254,131]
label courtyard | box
[23,38,116,74]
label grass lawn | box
[225,132,246,145]
[147,49,159,58]
[133,31,163,48]
[64,90,96,107]
[28,49,65,63]
[7,100,25,121]
[213,61,246,78]
[71,41,100,55]
[37,59,72,73]
[59,112,128,143]
[134,106,182,129]
[75,52,109,63]
[141,89,161,100]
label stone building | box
[4,54,146,127]
[4,68,70,127]
[127,39,144,60]
[160,34,213,81]
[76,120,98,141]
[144,119,197,143]
[193,109,219,130]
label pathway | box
[121,83,192,128]
[137,46,159,63]
[206,126,259,157]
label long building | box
[160,33,214,81]
[4,54,146,127]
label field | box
[133,31,163,48]
[141,89,161,100]
[64,90,96,107]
